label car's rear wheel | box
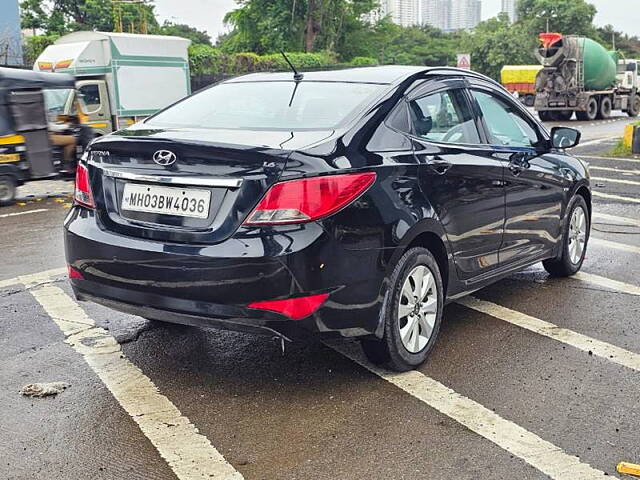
[361,247,443,371]
[543,195,589,277]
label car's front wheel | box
[543,195,590,277]
[361,247,444,372]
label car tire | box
[0,176,17,206]
[360,247,444,372]
[543,195,590,277]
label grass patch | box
[606,138,633,157]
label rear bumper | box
[64,207,385,338]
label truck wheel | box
[597,97,612,119]
[628,95,640,117]
[553,110,573,121]
[538,111,553,122]
[0,176,17,206]
[577,98,598,121]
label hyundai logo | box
[152,150,177,166]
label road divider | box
[328,341,611,480]
[457,296,640,372]
[30,285,244,480]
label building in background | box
[379,0,481,31]
[501,0,518,23]
[449,0,481,31]
[0,0,24,65]
[380,0,420,27]
[421,0,450,31]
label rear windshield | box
[146,81,384,131]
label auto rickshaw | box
[0,67,93,206]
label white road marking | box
[0,208,49,219]
[30,285,243,480]
[576,136,620,147]
[592,176,640,186]
[593,212,640,227]
[580,155,640,164]
[589,165,640,175]
[591,237,640,255]
[572,271,640,296]
[457,296,640,372]
[592,191,640,204]
[329,341,610,480]
[0,267,67,290]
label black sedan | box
[65,66,590,371]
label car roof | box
[225,65,464,85]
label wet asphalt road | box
[1,115,639,480]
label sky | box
[152,0,640,41]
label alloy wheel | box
[568,206,587,264]
[398,265,438,353]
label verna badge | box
[152,150,177,166]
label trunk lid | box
[87,126,332,244]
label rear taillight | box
[244,172,376,225]
[74,163,94,208]
[248,293,329,320]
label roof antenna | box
[280,51,304,81]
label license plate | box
[122,183,211,219]
[0,153,20,163]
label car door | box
[407,79,505,281]
[77,80,113,135]
[468,83,565,266]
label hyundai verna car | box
[65,66,590,371]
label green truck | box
[534,33,640,121]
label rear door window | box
[408,89,480,144]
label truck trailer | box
[534,32,640,121]
[501,65,543,107]
[34,31,191,135]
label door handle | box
[424,156,452,174]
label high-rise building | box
[0,0,23,65]
[449,0,481,31]
[381,0,420,27]
[421,0,450,31]
[501,0,518,22]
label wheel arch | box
[386,219,454,298]
[575,185,592,220]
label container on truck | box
[34,32,191,135]
[501,65,543,106]
[534,32,640,121]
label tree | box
[222,0,378,55]
[462,14,535,80]
[156,21,212,46]
[517,0,598,38]
[20,0,158,35]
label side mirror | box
[551,127,581,149]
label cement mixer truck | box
[534,33,640,121]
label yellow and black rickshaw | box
[0,67,93,205]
